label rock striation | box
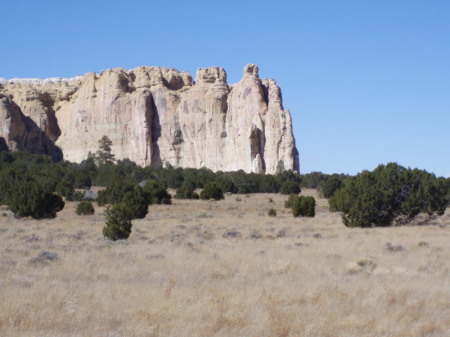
[0,64,299,174]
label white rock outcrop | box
[0,64,299,173]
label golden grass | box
[1,189,449,337]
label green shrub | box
[299,172,327,189]
[76,201,95,215]
[142,180,172,204]
[97,179,134,206]
[258,175,280,193]
[292,196,316,217]
[200,182,224,200]
[164,167,184,188]
[74,169,92,189]
[55,174,76,199]
[0,167,24,204]
[284,194,297,208]
[103,203,132,241]
[268,208,277,217]
[318,176,344,198]
[276,170,301,187]
[329,163,449,227]
[215,176,236,193]
[121,187,148,219]
[174,185,199,199]
[280,181,301,195]
[8,180,65,219]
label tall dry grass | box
[1,190,449,337]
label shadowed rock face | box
[0,94,62,160]
[0,64,299,173]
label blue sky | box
[1,1,449,177]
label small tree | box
[96,136,115,165]
[103,203,132,241]
[76,201,95,215]
[200,182,224,200]
[121,187,148,219]
[292,196,316,217]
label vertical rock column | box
[225,64,268,173]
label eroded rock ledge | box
[0,64,299,174]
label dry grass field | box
[1,189,449,337]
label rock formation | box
[0,64,299,174]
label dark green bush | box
[142,180,172,204]
[0,167,24,204]
[228,171,258,194]
[280,181,301,195]
[179,178,196,190]
[8,180,65,219]
[268,208,277,217]
[318,176,344,198]
[329,163,449,227]
[76,201,95,215]
[164,167,184,188]
[174,185,199,199]
[276,170,302,187]
[121,187,148,219]
[73,169,92,189]
[200,182,224,200]
[258,174,280,193]
[55,174,76,199]
[0,151,14,165]
[292,196,316,217]
[215,175,236,193]
[97,180,134,206]
[299,172,327,189]
[103,203,132,241]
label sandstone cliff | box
[0,64,299,174]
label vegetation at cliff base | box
[280,181,301,195]
[174,185,200,199]
[0,137,448,228]
[200,182,224,200]
[329,163,450,227]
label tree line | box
[0,136,449,235]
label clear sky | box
[1,1,449,177]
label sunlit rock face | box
[0,64,299,174]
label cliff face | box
[0,64,299,174]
